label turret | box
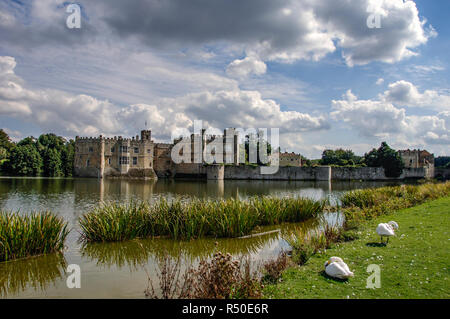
[141,130,151,141]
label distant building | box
[74,129,240,179]
[74,130,156,179]
[269,152,302,167]
[399,149,434,169]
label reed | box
[79,196,325,242]
[340,182,450,229]
[0,211,69,262]
[340,181,450,209]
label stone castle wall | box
[223,165,331,181]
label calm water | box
[0,177,411,298]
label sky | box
[0,0,448,159]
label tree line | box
[0,129,75,177]
[316,142,405,177]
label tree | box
[320,148,362,166]
[7,144,43,176]
[38,134,67,177]
[61,139,75,176]
[38,133,65,151]
[364,142,404,178]
[42,148,63,177]
[0,129,14,151]
[0,129,15,161]
[244,134,272,165]
[435,156,450,168]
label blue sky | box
[0,0,448,158]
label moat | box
[0,177,416,298]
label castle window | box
[89,147,93,152]
[120,146,128,153]
[111,147,115,153]
[133,157,137,165]
[108,158,111,165]
[119,156,129,165]
[86,159,90,167]
[147,149,151,154]
[134,147,139,153]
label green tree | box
[7,144,43,176]
[38,133,65,151]
[61,139,75,176]
[42,148,63,177]
[435,156,450,168]
[320,149,362,166]
[0,129,14,151]
[244,134,272,165]
[364,142,404,178]
[0,129,15,162]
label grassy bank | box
[264,195,450,298]
[79,196,325,242]
[340,182,450,230]
[0,212,69,262]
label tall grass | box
[79,196,325,242]
[340,182,450,209]
[340,181,450,230]
[0,212,69,262]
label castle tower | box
[141,130,151,140]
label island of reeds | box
[79,196,325,242]
[0,212,69,262]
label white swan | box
[324,257,354,280]
[376,221,399,243]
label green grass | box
[263,196,450,298]
[0,211,69,262]
[79,196,325,242]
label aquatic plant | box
[0,211,69,262]
[79,196,325,242]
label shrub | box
[262,252,289,283]
[145,251,262,299]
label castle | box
[74,129,240,179]
[269,152,303,167]
[399,149,434,169]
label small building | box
[269,152,302,167]
[399,149,434,169]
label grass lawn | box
[264,196,450,299]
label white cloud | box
[381,80,450,111]
[331,88,450,146]
[376,78,384,85]
[0,56,329,141]
[226,56,267,79]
